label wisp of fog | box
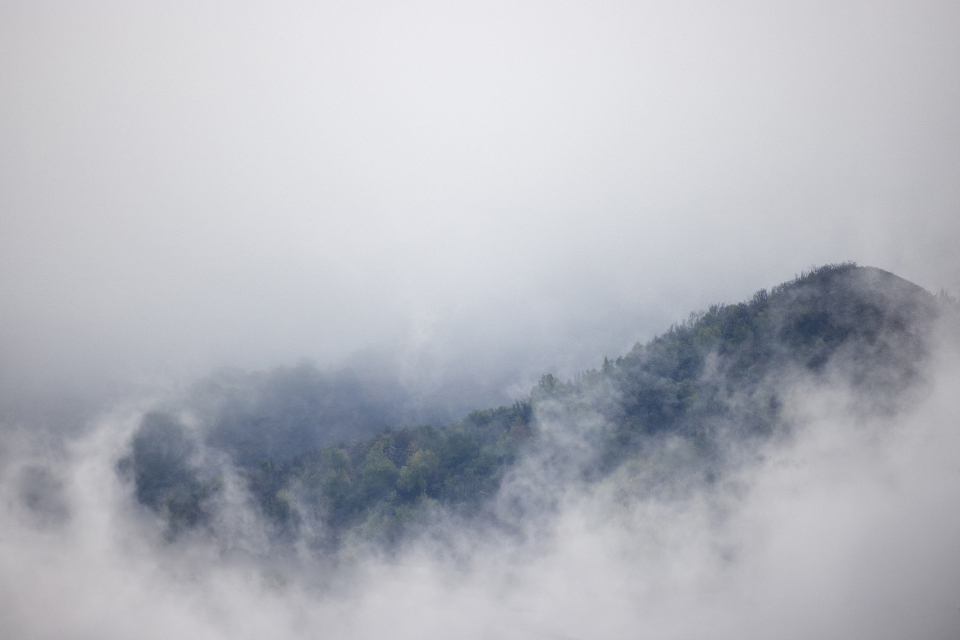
[1,267,959,640]
[2,1,960,638]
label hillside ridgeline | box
[122,264,948,552]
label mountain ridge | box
[123,263,950,552]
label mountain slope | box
[123,263,948,551]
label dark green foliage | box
[396,449,439,499]
[130,412,199,509]
[128,264,944,551]
[570,264,938,468]
[240,399,535,548]
[245,457,299,530]
[165,478,222,537]
[124,412,221,538]
[361,447,400,499]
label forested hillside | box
[122,264,949,552]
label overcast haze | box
[2,0,959,401]
[1,279,958,639]
[2,5,960,636]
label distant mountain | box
[121,263,951,551]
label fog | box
[0,293,958,639]
[2,0,959,405]
[2,2,960,638]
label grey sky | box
[2,0,959,396]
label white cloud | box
[1,1,959,397]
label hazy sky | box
[3,6,959,636]
[2,0,959,396]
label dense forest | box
[121,264,951,554]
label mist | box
[1,283,959,639]
[2,0,960,404]
[2,2,960,638]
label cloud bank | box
[1,287,958,639]
[1,2,959,637]
[2,0,959,402]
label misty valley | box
[5,2,959,635]
[122,264,948,556]
[5,263,960,640]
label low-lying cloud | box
[1,308,957,640]
[2,2,959,637]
